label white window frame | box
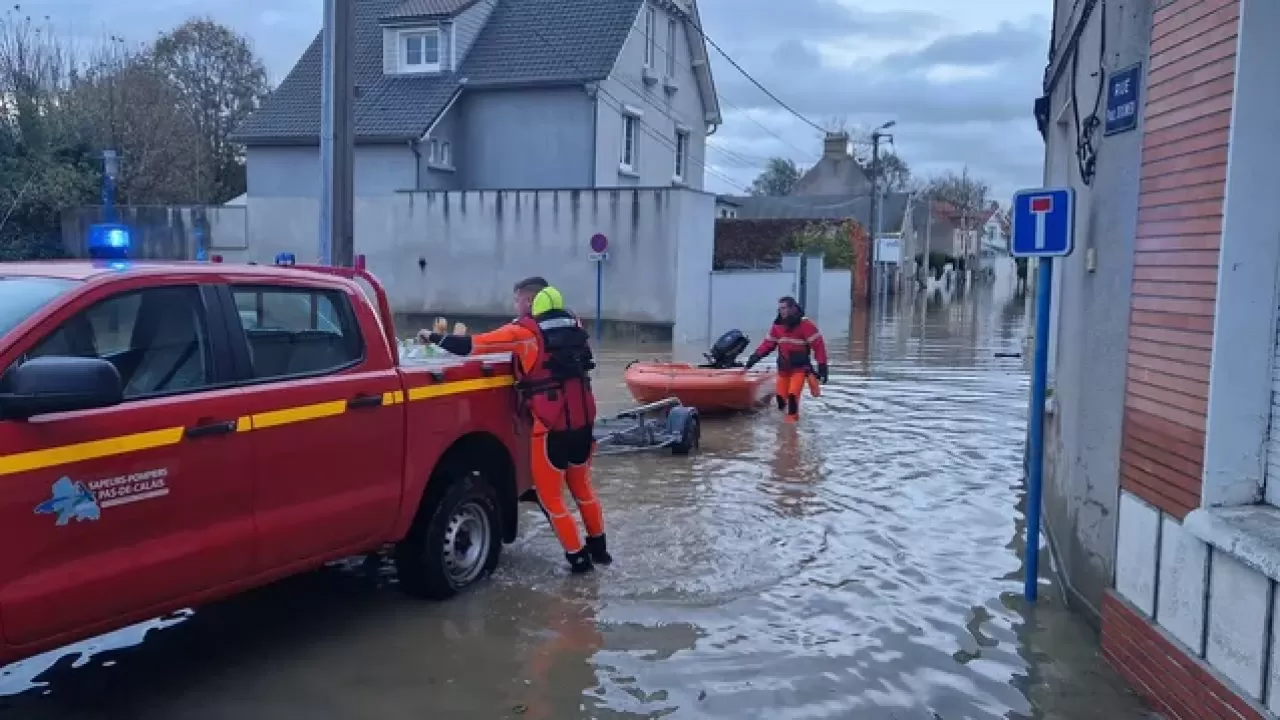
[429,138,439,163]
[620,107,642,174]
[666,17,677,77]
[643,5,656,68]
[673,129,689,182]
[399,28,441,72]
[440,141,451,167]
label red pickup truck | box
[0,261,532,667]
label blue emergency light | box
[275,252,297,266]
[87,223,131,261]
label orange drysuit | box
[440,319,606,566]
[746,315,828,422]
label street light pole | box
[868,120,895,300]
[319,0,356,267]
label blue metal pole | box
[595,259,603,343]
[1024,257,1053,602]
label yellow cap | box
[531,286,565,315]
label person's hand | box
[817,363,829,384]
[743,353,761,371]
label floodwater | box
[1,282,1153,719]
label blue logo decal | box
[34,477,102,526]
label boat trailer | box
[594,397,700,456]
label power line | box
[676,8,827,134]
[627,20,814,158]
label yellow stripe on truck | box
[0,427,185,478]
[0,376,513,477]
[406,375,515,401]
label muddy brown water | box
[1,285,1153,719]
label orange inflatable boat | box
[624,362,775,413]
[623,330,780,413]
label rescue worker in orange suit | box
[419,277,610,574]
[742,296,829,422]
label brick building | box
[1042,0,1280,717]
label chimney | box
[822,131,849,159]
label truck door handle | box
[347,394,384,409]
[185,420,238,439]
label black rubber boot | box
[787,395,799,416]
[775,394,786,411]
[586,534,613,565]
[566,549,595,574]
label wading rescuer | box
[418,277,610,574]
[742,296,829,422]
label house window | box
[621,112,639,172]
[429,138,439,162]
[643,6,656,68]
[674,130,689,182]
[401,29,440,71]
[666,17,677,76]
[440,141,451,167]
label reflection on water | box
[2,284,1150,719]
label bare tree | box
[153,18,270,204]
[66,38,201,204]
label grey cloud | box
[709,19,1050,127]
[879,18,1050,71]
[698,0,943,42]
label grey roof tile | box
[383,0,479,22]
[233,0,643,143]
[721,192,911,231]
[461,0,643,86]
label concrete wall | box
[1039,0,1150,620]
[246,145,418,198]
[706,267,853,342]
[818,270,851,331]
[456,88,595,189]
[708,270,795,339]
[61,205,248,258]
[595,0,708,190]
[218,187,714,340]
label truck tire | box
[395,466,502,600]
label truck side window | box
[24,286,214,399]
[231,286,363,379]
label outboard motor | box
[702,329,750,369]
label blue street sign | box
[1011,187,1075,258]
[1105,62,1142,136]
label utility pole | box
[867,120,895,301]
[319,0,356,266]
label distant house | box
[791,131,873,197]
[714,195,740,218]
[231,0,722,197]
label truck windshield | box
[0,277,78,338]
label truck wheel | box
[395,467,502,600]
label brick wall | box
[1121,0,1239,518]
[1102,592,1264,720]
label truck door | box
[225,283,404,570]
[0,283,252,649]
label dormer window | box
[400,28,441,72]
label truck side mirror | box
[0,357,124,420]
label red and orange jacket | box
[753,316,827,372]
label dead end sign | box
[1105,62,1142,136]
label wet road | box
[1,284,1151,719]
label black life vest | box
[514,309,597,431]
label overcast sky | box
[36,0,1050,202]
